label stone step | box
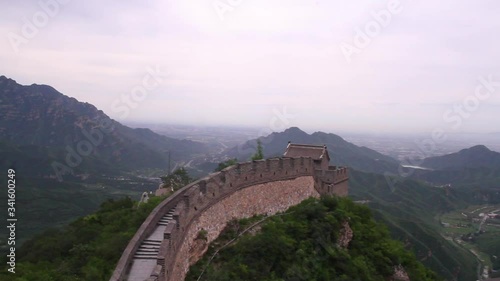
[136,254,158,258]
[131,208,176,261]
[138,247,159,252]
[133,254,158,260]
[135,250,158,254]
[139,244,160,249]
[139,244,159,248]
[137,248,159,253]
[157,211,174,225]
[138,244,159,248]
[134,253,158,258]
[141,245,160,249]
[140,243,159,246]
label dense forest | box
[0,194,443,281]
[187,196,441,281]
[0,196,165,281]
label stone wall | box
[110,157,348,281]
[314,166,349,196]
[171,176,318,280]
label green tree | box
[215,158,238,172]
[2,196,168,281]
[160,167,192,191]
[186,197,442,281]
[251,139,264,161]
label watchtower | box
[284,142,348,196]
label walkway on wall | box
[111,156,349,281]
[127,207,176,281]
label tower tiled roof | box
[283,143,330,162]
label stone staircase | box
[132,209,175,260]
[133,239,161,260]
[158,209,175,226]
[127,208,176,281]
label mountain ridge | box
[0,75,206,179]
[224,126,400,174]
[422,144,500,170]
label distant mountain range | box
[422,145,500,170]
[2,73,497,185]
[223,127,400,174]
[0,76,206,179]
[2,75,499,281]
[406,145,500,191]
[349,170,478,281]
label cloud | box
[1,0,499,134]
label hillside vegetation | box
[187,196,440,281]
[349,170,478,281]
[0,76,206,179]
[422,145,500,170]
[0,175,157,246]
[223,127,399,174]
[0,196,165,281]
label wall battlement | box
[110,157,348,281]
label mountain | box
[224,127,400,174]
[409,145,500,203]
[5,196,442,281]
[421,145,500,170]
[0,75,206,179]
[349,170,478,281]
[187,196,441,281]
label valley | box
[439,204,500,279]
[3,1,500,279]
[344,133,500,162]
[0,175,160,248]
[1,76,499,280]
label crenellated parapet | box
[314,166,349,197]
[110,156,348,281]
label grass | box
[438,204,500,270]
[0,175,158,248]
[349,170,478,281]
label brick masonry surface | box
[171,176,318,281]
[110,157,348,281]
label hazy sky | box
[1,0,499,134]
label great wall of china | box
[110,144,349,281]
